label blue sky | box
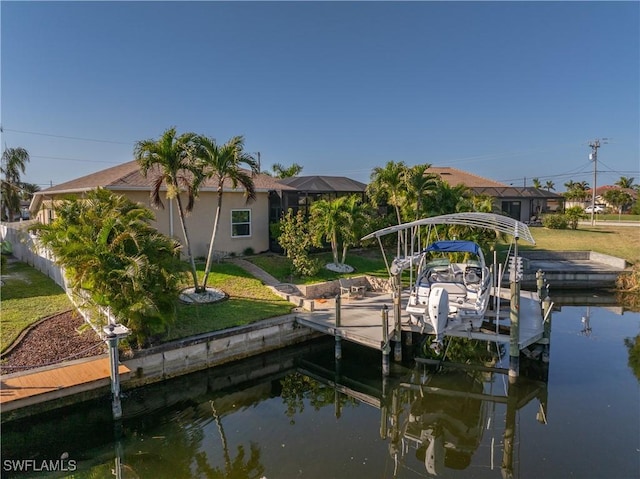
[2,1,638,191]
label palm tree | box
[134,127,202,291]
[563,180,590,201]
[544,180,555,192]
[532,178,542,189]
[367,161,407,226]
[270,162,303,178]
[402,163,438,220]
[1,147,30,220]
[311,196,359,266]
[425,180,470,216]
[196,135,259,292]
[615,176,635,189]
[336,195,367,265]
[34,188,185,345]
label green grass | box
[248,251,389,284]
[167,262,293,340]
[519,225,640,265]
[0,260,73,352]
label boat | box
[362,212,538,354]
[406,239,492,348]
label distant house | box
[29,160,296,258]
[275,175,368,216]
[428,167,564,223]
[587,185,638,212]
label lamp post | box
[102,322,130,420]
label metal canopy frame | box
[361,212,536,245]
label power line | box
[30,155,122,164]
[1,127,134,146]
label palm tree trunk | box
[331,232,339,265]
[175,192,200,291]
[202,190,223,290]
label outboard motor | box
[428,287,449,353]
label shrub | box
[243,247,255,256]
[278,208,321,277]
[564,206,585,230]
[542,214,568,229]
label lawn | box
[0,260,73,352]
[0,260,293,351]
[519,225,639,265]
[249,250,389,284]
[167,262,294,340]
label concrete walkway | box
[230,258,281,286]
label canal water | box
[2,300,639,479]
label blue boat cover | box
[425,240,481,255]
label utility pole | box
[588,139,607,226]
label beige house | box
[29,160,296,258]
[428,167,564,222]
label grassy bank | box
[520,226,639,265]
[0,260,292,352]
[0,261,72,352]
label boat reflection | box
[299,342,549,479]
[381,363,548,478]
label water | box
[2,302,639,479]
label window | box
[231,209,251,237]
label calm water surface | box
[2,302,639,479]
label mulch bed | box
[0,311,107,375]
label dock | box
[296,288,546,354]
[0,355,130,415]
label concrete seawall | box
[122,314,323,389]
[517,250,627,289]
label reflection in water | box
[3,302,640,478]
[378,363,546,478]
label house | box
[428,167,564,223]
[29,160,297,258]
[276,175,368,216]
[587,185,638,212]
[28,161,564,259]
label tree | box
[563,180,590,201]
[615,176,635,189]
[277,208,320,277]
[544,180,555,192]
[367,161,407,226]
[33,188,186,346]
[270,162,303,178]
[196,135,259,292]
[532,178,542,189]
[310,195,365,270]
[425,179,470,216]
[603,188,633,218]
[134,127,202,291]
[402,163,438,220]
[336,195,367,265]
[1,147,30,221]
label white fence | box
[1,221,65,288]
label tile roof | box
[35,160,296,195]
[277,175,367,192]
[428,166,508,188]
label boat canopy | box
[361,212,536,245]
[425,240,481,255]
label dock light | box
[103,322,130,420]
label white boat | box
[406,239,492,347]
[362,212,537,354]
